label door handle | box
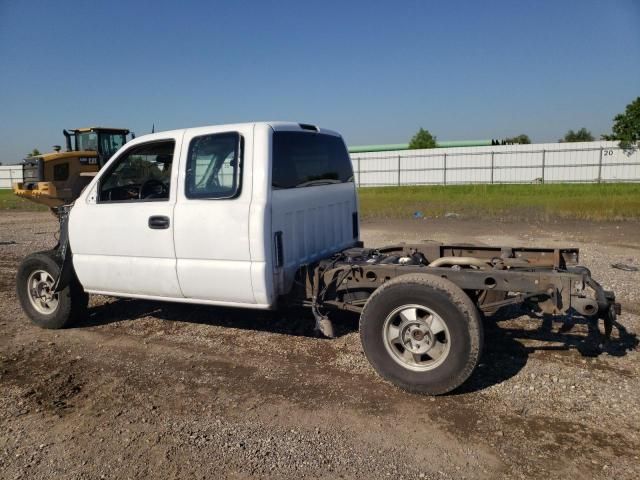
[148,215,170,229]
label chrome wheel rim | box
[382,304,451,372]
[27,269,59,315]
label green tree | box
[504,134,531,144]
[602,97,640,148]
[409,128,437,149]
[561,128,594,142]
[26,148,41,158]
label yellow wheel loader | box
[13,127,133,212]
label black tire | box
[360,273,483,395]
[16,251,88,329]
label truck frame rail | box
[296,243,620,339]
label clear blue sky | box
[1,0,639,162]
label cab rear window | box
[272,132,353,189]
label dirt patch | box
[0,211,639,479]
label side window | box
[272,132,353,189]
[99,133,126,160]
[185,132,242,199]
[53,163,69,181]
[98,140,175,202]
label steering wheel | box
[139,179,168,199]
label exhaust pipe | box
[428,257,491,269]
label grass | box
[2,183,639,221]
[358,183,640,221]
[0,189,48,211]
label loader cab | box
[63,127,133,166]
[14,127,134,211]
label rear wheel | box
[360,273,483,395]
[16,251,88,329]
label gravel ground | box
[0,211,639,479]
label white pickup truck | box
[16,122,620,395]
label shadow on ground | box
[78,298,360,339]
[75,298,637,395]
[458,308,638,394]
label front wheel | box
[16,251,88,329]
[360,273,483,395]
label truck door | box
[173,125,256,305]
[69,133,183,298]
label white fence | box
[0,165,23,189]
[351,141,640,186]
[2,141,639,189]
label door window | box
[98,140,175,202]
[185,132,242,199]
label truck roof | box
[72,127,130,133]
[130,122,342,141]
[266,121,340,137]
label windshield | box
[76,132,98,151]
[75,131,127,163]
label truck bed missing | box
[15,121,621,395]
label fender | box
[52,204,74,293]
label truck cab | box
[68,122,359,308]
